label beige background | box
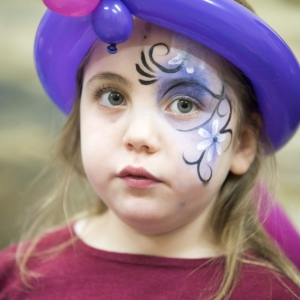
[0,0,299,250]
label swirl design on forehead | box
[136,43,183,85]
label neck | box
[78,208,220,259]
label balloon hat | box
[36,0,300,151]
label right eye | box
[100,91,126,107]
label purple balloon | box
[35,0,300,151]
[91,0,133,45]
[35,12,97,112]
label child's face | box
[80,19,238,235]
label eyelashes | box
[165,95,204,115]
[92,85,120,100]
[91,84,205,116]
[92,85,127,107]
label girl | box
[1,0,300,299]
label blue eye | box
[168,98,198,114]
[101,91,125,106]
[177,100,193,113]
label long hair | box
[16,1,300,298]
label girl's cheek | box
[169,103,234,186]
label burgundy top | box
[1,226,300,300]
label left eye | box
[168,99,197,114]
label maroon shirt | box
[1,227,300,299]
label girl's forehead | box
[84,18,223,92]
[87,18,218,71]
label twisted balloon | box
[43,0,133,53]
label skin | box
[78,19,256,258]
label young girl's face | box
[80,19,238,235]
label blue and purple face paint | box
[135,37,233,184]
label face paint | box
[135,41,233,184]
[136,43,183,85]
[168,51,194,74]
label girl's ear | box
[230,126,258,175]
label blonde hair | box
[17,1,300,298]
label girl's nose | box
[122,110,161,154]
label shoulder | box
[232,262,300,299]
[0,226,74,298]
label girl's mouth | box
[118,166,162,189]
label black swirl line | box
[141,51,154,72]
[177,87,226,133]
[139,79,158,85]
[136,64,156,78]
[183,151,212,185]
[163,82,224,100]
[136,43,184,85]
[218,97,233,151]
[180,91,233,184]
[149,43,183,74]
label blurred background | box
[0,0,300,250]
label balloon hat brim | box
[35,0,300,151]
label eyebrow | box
[86,72,132,88]
[162,79,223,100]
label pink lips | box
[118,166,162,189]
